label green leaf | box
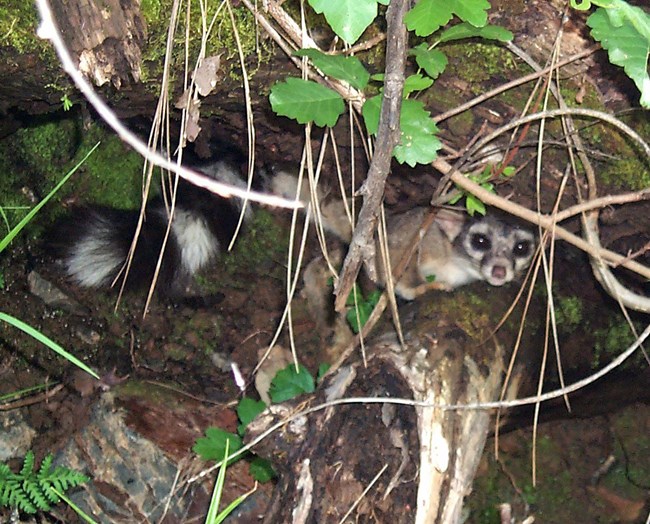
[403,74,434,96]
[405,0,490,37]
[346,300,374,333]
[294,49,370,90]
[466,194,487,216]
[345,283,365,306]
[193,428,243,463]
[363,98,441,166]
[587,6,650,107]
[362,95,382,135]
[249,456,276,483]
[317,362,331,382]
[438,21,514,43]
[394,100,442,167]
[269,78,345,127]
[269,364,315,403]
[308,0,377,45]
[237,397,267,436]
[410,44,448,79]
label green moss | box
[598,155,650,191]
[420,291,493,341]
[66,125,145,209]
[553,296,583,332]
[444,42,520,94]
[592,320,637,369]
[140,1,274,84]
[0,117,80,231]
[0,2,50,55]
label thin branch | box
[434,44,600,124]
[333,0,409,311]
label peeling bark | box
[49,0,147,88]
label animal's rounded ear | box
[433,209,466,241]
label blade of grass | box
[0,312,99,379]
[0,141,100,253]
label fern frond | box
[0,451,90,515]
[19,451,35,477]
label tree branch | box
[333,0,409,311]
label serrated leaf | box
[193,428,243,463]
[438,22,514,42]
[588,7,650,107]
[269,364,315,403]
[309,0,377,45]
[363,97,441,165]
[394,99,441,166]
[237,397,266,436]
[403,74,434,95]
[410,44,448,79]
[270,77,345,127]
[294,49,370,89]
[405,0,490,37]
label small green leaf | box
[237,397,266,436]
[410,44,448,79]
[270,77,345,127]
[294,49,370,90]
[346,301,374,333]
[308,0,377,45]
[362,95,382,135]
[425,274,437,283]
[317,363,331,382]
[193,428,243,463]
[403,74,434,96]
[249,456,276,483]
[438,22,514,43]
[345,283,365,306]
[269,364,315,403]
[466,194,487,216]
[394,99,441,167]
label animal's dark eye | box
[513,241,531,258]
[471,233,491,251]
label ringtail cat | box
[270,170,535,300]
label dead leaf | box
[174,88,190,110]
[195,55,222,97]
[185,98,202,142]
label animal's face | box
[459,217,535,286]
